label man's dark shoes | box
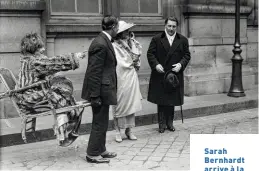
[159,128,165,133]
[85,156,110,163]
[168,126,175,132]
[101,151,117,158]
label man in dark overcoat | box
[81,15,119,163]
[147,16,191,133]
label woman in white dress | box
[112,21,143,143]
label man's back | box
[81,32,117,105]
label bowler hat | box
[163,70,180,92]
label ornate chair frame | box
[0,68,90,146]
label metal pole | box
[227,0,245,97]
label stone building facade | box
[0,0,258,118]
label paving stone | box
[145,144,158,149]
[137,151,153,156]
[148,156,163,162]
[120,159,131,164]
[147,140,161,144]
[118,155,135,160]
[132,143,146,148]
[38,160,55,166]
[154,148,168,153]
[133,155,148,161]
[123,150,138,155]
[156,144,171,149]
[44,166,63,170]
[143,161,159,169]
[169,150,184,155]
[30,165,49,170]
[140,148,154,152]
[109,160,126,167]
[128,160,144,165]
[150,152,165,157]
[7,162,24,167]
[160,141,173,145]
[130,147,142,152]
[163,157,179,162]
[9,166,28,170]
[165,152,180,158]
[181,149,190,154]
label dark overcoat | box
[147,32,191,106]
[81,32,117,105]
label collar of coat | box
[160,32,181,52]
[161,31,180,39]
[160,31,182,65]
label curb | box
[0,99,257,147]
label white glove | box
[172,63,181,72]
[155,64,164,73]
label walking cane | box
[179,85,184,123]
[180,105,183,123]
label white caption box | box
[190,134,259,171]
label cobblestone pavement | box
[0,108,258,170]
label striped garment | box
[15,53,80,141]
[17,54,79,88]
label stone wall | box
[247,26,258,84]
[181,4,256,96]
[247,0,258,85]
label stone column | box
[181,2,255,96]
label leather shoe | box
[86,156,110,163]
[101,151,117,158]
[168,126,175,132]
[159,128,165,133]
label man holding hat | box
[146,16,191,133]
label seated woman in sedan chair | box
[14,33,87,146]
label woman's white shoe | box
[127,133,137,140]
[125,129,137,140]
[115,134,122,143]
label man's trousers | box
[157,105,175,129]
[87,105,109,156]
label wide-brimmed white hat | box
[117,20,136,34]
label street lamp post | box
[227,0,245,97]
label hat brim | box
[117,23,136,34]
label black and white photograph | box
[0,0,258,170]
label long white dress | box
[112,39,142,121]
